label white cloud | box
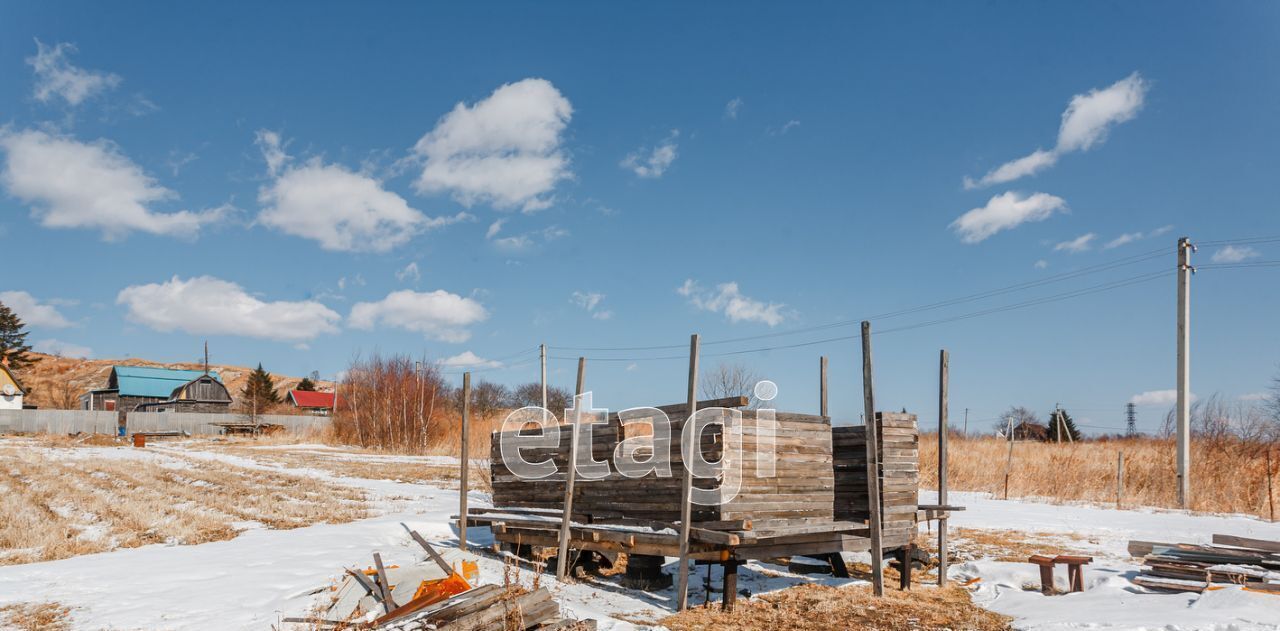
[34,339,91,358]
[0,129,227,240]
[1054,233,1096,253]
[1211,245,1260,263]
[486,219,506,239]
[349,289,488,343]
[621,130,679,178]
[1240,392,1269,402]
[1034,259,1049,269]
[256,130,466,252]
[0,290,73,328]
[678,280,787,326]
[117,276,340,343]
[965,73,1149,188]
[1129,389,1196,407]
[439,351,502,369]
[571,291,612,320]
[1103,225,1175,249]
[396,262,421,283]
[725,97,743,119]
[412,78,572,212]
[491,225,568,252]
[27,39,120,106]
[949,191,1068,244]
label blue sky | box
[1,1,1277,433]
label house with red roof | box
[287,389,339,416]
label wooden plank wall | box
[720,411,834,523]
[832,412,918,548]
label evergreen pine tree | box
[1046,408,1083,442]
[0,299,38,372]
[295,377,317,391]
[240,363,280,412]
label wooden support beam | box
[820,356,829,418]
[861,321,884,597]
[345,568,379,600]
[402,523,455,577]
[676,333,700,611]
[576,356,586,397]
[459,372,470,552]
[556,382,582,580]
[937,349,949,587]
[372,552,397,613]
[722,560,739,612]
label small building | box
[0,364,25,410]
[286,389,339,416]
[81,366,229,423]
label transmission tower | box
[1126,402,1137,437]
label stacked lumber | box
[720,411,834,522]
[381,586,594,631]
[832,412,918,548]
[1128,534,1280,594]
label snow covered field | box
[1,440,1277,630]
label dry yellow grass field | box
[0,602,74,631]
[0,441,368,566]
[918,434,1279,520]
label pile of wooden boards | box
[1128,534,1280,594]
[832,412,919,549]
[377,586,595,631]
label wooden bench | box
[1029,554,1093,594]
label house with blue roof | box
[81,365,232,423]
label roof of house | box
[0,364,24,396]
[110,366,223,399]
[288,389,337,408]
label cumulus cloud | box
[1054,233,1096,253]
[621,130,679,178]
[349,289,488,343]
[1211,245,1260,263]
[438,351,502,369]
[769,120,801,136]
[117,276,341,342]
[34,339,92,358]
[965,73,1149,189]
[1034,259,1049,269]
[0,129,227,240]
[27,39,120,106]
[256,130,466,252]
[490,225,569,252]
[0,290,73,328]
[412,78,572,212]
[949,191,1067,244]
[1103,225,1174,249]
[396,262,421,283]
[724,97,743,119]
[1129,389,1196,407]
[678,280,787,326]
[571,291,612,320]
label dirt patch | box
[0,602,74,631]
[661,583,1011,631]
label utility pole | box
[963,408,968,437]
[540,343,548,423]
[1054,403,1062,444]
[1176,237,1195,509]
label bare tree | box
[996,406,1042,438]
[1266,364,1280,427]
[699,362,762,408]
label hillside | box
[15,352,334,410]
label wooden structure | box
[473,392,958,609]
[0,364,25,410]
[1029,554,1093,594]
[81,366,229,424]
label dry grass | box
[919,434,1280,519]
[212,441,493,493]
[0,602,74,631]
[661,583,1011,631]
[914,527,1094,564]
[0,444,368,566]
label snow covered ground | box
[0,440,1277,630]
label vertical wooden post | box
[860,321,884,597]
[556,372,582,581]
[540,343,548,423]
[459,372,471,552]
[575,357,586,398]
[1116,451,1124,510]
[819,356,829,418]
[1267,449,1275,523]
[937,349,949,587]
[1004,416,1015,500]
[676,333,700,610]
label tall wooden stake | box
[1267,449,1275,523]
[1004,415,1015,500]
[861,321,884,596]
[459,372,471,551]
[676,333,700,610]
[1116,450,1125,510]
[575,357,586,398]
[540,343,548,423]
[819,356,829,417]
[556,359,585,580]
[1176,237,1193,508]
[937,349,949,587]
